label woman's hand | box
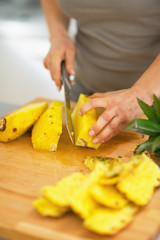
[79,87,148,143]
[44,33,75,90]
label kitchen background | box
[0,0,77,116]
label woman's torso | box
[58,0,160,92]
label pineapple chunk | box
[31,101,63,151]
[117,153,160,206]
[0,102,47,142]
[41,172,86,207]
[84,204,138,235]
[72,94,101,149]
[90,184,128,209]
[33,197,68,217]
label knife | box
[61,61,75,144]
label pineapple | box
[72,94,101,149]
[33,197,68,217]
[0,102,47,142]
[33,153,160,235]
[31,101,63,151]
[125,94,160,157]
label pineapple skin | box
[31,101,63,151]
[72,94,101,150]
[0,102,47,142]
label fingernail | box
[57,86,61,91]
[92,138,99,144]
[70,75,75,81]
[79,111,82,116]
[89,130,95,136]
[70,69,75,75]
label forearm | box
[133,53,160,104]
[41,0,70,40]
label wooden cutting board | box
[0,98,160,240]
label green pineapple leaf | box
[151,135,160,152]
[135,137,155,154]
[124,119,160,136]
[153,94,160,122]
[155,150,160,157]
[137,98,159,123]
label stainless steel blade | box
[61,61,75,144]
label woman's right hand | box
[44,33,75,91]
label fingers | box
[88,108,116,137]
[92,116,125,144]
[65,47,75,75]
[44,44,75,91]
[91,92,106,98]
[50,52,64,91]
[79,98,107,115]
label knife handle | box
[61,60,72,90]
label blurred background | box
[0,0,77,116]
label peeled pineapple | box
[0,102,47,142]
[90,184,128,209]
[84,204,138,235]
[33,153,160,235]
[33,197,68,217]
[72,94,101,149]
[117,153,160,206]
[31,101,63,151]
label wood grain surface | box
[0,98,160,240]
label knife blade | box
[61,61,75,144]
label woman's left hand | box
[79,87,148,143]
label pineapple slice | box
[90,184,128,209]
[84,204,138,235]
[41,172,86,207]
[117,153,160,206]
[0,102,47,142]
[31,101,63,151]
[33,197,68,217]
[72,94,101,149]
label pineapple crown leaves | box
[153,94,160,122]
[124,94,160,156]
[124,118,160,136]
[135,135,160,156]
[124,94,160,135]
[137,97,159,123]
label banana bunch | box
[125,94,160,157]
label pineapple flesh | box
[72,94,101,149]
[31,101,63,151]
[0,102,47,142]
[33,153,160,235]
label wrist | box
[131,84,153,106]
[49,25,69,41]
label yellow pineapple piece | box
[69,162,107,219]
[31,101,63,151]
[84,204,138,235]
[90,184,128,209]
[83,156,121,171]
[0,102,47,142]
[72,94,101,149]
[41,172,86,207]
[33,197,68,217]
[117,153,160,206]
[69,179,97,219]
